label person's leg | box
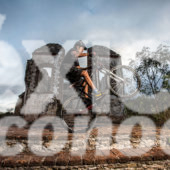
[81,70,96,90]
[83,81,88,98]
[81,70,102,98]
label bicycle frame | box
[70,63,125,101]
[100,67,125,83]
[76,65,124,97]
[94,55,124,83]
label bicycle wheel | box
[60,95,94,132]
[107,65,141,98]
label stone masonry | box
[15,43,65,115]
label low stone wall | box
[1,160,170,170]
[0,123,170,168]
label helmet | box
[73,40,87,50]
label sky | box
[0,0,170,111]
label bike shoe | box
[93,91,103,100]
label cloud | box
[0,14,6,31]
[0,16,24,86]
[0,41,24,112]
[0,41,24,86]
[114,39,161,65]
[84,30,161,65]
[0,89,18,112]
[22,40,46,58]
[81,1,170,65]
[76,0,170,56]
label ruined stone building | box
[15,43,124,116]
[15,44,65,115]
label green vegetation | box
[124,106,170,126]
[0,108,14,118]
[125,44,170,126]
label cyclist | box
[61,40,102,99]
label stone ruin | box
[14,43,65,116]
[14,43,124,116]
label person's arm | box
[72,51,89,58]
[78,53,89,58]
[77,51,96,58]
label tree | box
[6,108,14,114]
[162,71,170,92]
[129,44,170,96]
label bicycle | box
[59,60,141,132]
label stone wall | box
[1,124,170,169]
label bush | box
[124,107,170,126]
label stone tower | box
[15,43,65,115]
